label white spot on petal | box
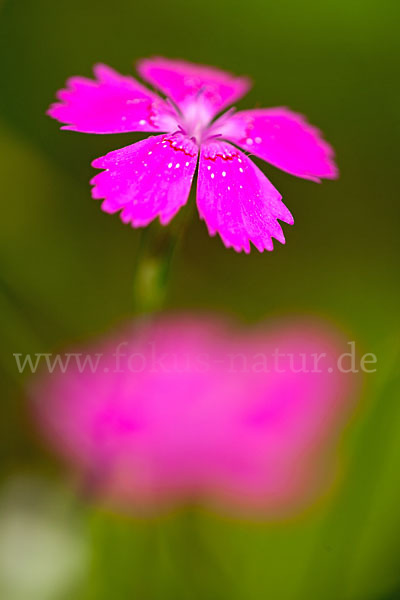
[148,151,152,155]
[222,171,226,177]
[239,168,244,173]
[255,137,262,144]
[168,163,173,168]
[175,163,180,168]
[185,162,189,167]
[139,119,146,125]
[246,138,253,145]
[207,165,211,170]
[211,173,215,179]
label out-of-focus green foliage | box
[0,0,399,598]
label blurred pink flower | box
[48,58,337,253]
[31,315,357,518]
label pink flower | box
[31,315,357,518]
[48,58,338,253]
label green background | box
[0,0,399,598]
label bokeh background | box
[0,0,399,598]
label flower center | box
[178,98,214,145]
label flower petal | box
[197,141,293,253]
[210,321,358,516]
[48,64,178,134]
[216,108,338,181]
[91,133,198,226]
[137,57,250,119]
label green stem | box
[132,203,194,315]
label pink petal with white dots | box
[196,141,293,253]
[217,108,338,181]
[48,64,177,134]
[91,133,198,227]
[137,57,250,120]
